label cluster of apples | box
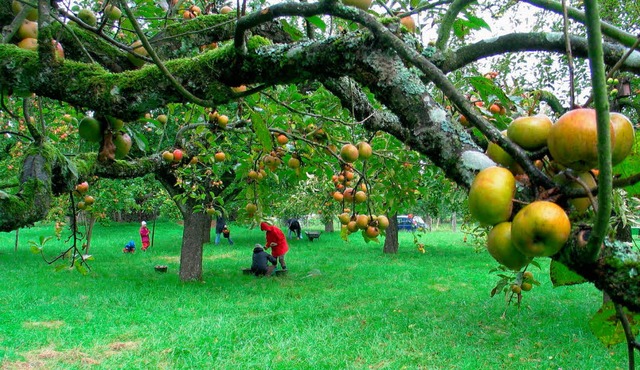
[331,164,360,199]
[338,212,389,240]
[339,142,373,163]
[11,2,64,59]
[78,116,131,159]
[162,148,184,163]
[208,111,230,129]
[75,181,96,211]
[471,108,636,271]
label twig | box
[0,89,21,120]
[613,302,637,369]
[562,0,576,108]
[261,92,350,124]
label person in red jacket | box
[140,221,150,251]
[260,222,288,270]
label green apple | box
[507,115,552,151]
[511,201,571,257]
[342,0,372,10]
[553,171,597,214]
[486,222,532,271]
[485,131,515,169]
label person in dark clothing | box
[251,244,277,276]
[215,215,234,245]
[286,218,302,240]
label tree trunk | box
[451,212,457,232]
[383,211,399,254]
[84,214,96,253]
[426,216,432,231]
[203,215,211,243]
[179,210,208,281]
[14,229,19,252]
[324,219,334,232]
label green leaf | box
[280,19,303,41]
[250,112,272,153]
[549,260,587,287]
[30,245,41,254]
[305,16,326,32]
[490,277,508,298]
[54,264,67,272]
[464,14,491,31]
[466,76,512,109]
[452,19,467,39]
[589,302,640,347]
[74,260,88,275]
[132,131,148,153]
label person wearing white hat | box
[140,221,150,251]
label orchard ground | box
[0,221,633,369]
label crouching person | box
[251,244,277,276]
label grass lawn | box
[0,221,628,369]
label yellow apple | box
[468,166,515,226]
[340,144,359,163]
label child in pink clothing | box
[140,221,150,251]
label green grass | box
[0,221,628,369]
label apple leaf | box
[490,277,508,298]
[549,260,587,287]
[613,131,640,196]
[29,245,41,254]
[74,260,89,275]
[589,301,639,347]
[131,131,148,153]
[280,19,303,41]
[305,16,326,32]
[466,76,512,109]
[250,112,272,154]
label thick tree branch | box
[522,0,638,48]
[444,33,640,75]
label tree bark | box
[179,210,208,281]
[383,212,399,254]
[451,212,457,232]
[324,219,334,233]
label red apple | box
[547,108,615,171]
[173,149,183,162]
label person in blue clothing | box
[123,240,136,253]
[215,215,234,245]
